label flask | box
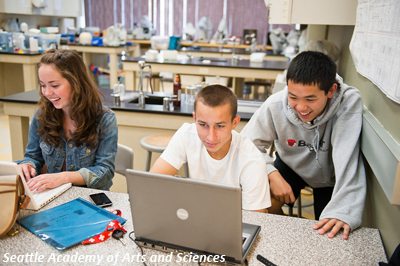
[173,74,181,107]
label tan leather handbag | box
[0,175,29,238]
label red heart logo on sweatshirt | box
[287,139,296,146]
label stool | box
[144,72,164,92]
[288,187,314,218]
[140,133,172,171]
[269,142,314,219]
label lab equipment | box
[79,32,92,45]
[196,16,213,42]
[0,32,13,52]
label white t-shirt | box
[161,123,271,211]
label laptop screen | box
[126,169,245,262]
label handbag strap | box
[0,176,30,207]
[16,176,30,209]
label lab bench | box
[0,51,42,95]
[0,89,253,170]
[178,46,289,62]
[122,56,288,94]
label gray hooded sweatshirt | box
[241,76,366,230]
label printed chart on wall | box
[350,0,400,104]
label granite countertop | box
[0,187,387,266]
[123,56,288,71]
[0,89,255,121]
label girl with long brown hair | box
[18,49,118,191]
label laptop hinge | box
[135,237,242,265]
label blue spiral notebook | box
[18,197,126,250]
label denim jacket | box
[17,108,118,190]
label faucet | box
[250,34,257,53]
[220,37,239,59]
[137,60,152,108]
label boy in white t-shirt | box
[151,85,271,212]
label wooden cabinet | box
[0,0,82,17]
[267,0,357,25]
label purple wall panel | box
[116,0,121,25]
[84,0,293,43]
[172,0,183,36]
[197,0,224,35]
[228,0,269,44]
[85,0,113,29]
[186,0,196,26]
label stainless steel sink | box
[129,92,172,105]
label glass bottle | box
[173,74,181,107]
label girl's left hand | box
[27,173,66,192]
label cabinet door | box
[268,0,293,24]
[268,0,357,25]
[291,0,357,25]
[0,0,32,14]
[52,0,82,17]
[32,0,54,16]
[0,0,81,17]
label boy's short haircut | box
[286,51,337,94]
[194,84,237,119]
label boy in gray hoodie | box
[241,51,366,240]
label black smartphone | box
[89,192,112,208]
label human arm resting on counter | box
[313,89,366,240]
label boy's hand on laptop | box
[313,218,351,240]
[27,173,64,192]
[19,163,37,181]
[268,171,295,204]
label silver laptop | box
[126,169,261,264]
[0,161,71,210]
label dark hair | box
[286,51,337,94]
[37,49,104,148]
[194,84,237,119]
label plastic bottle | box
[173,74,181,107]
[118,83,125,98]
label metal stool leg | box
[145,151,152,171]
[160,77,164,92]
[184,163,189,177]
[297,194,302,218]
[288,204,294,216]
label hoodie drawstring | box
[312,125,322,168]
